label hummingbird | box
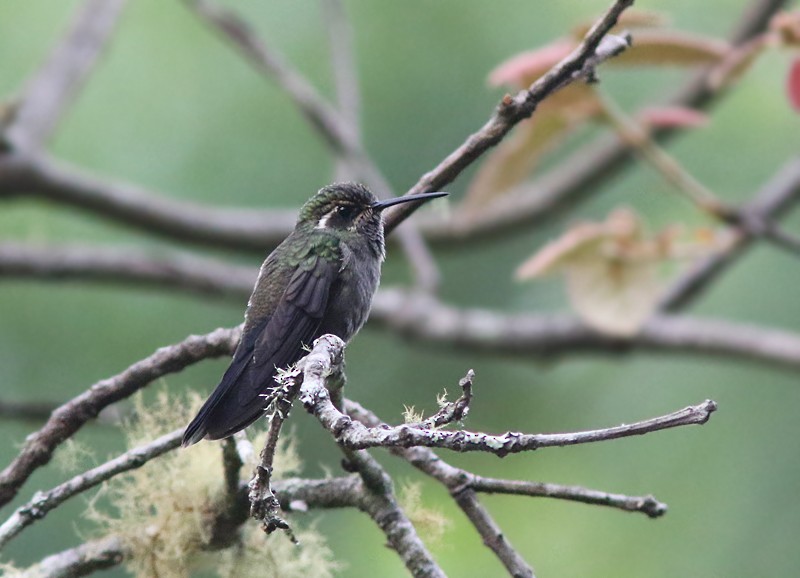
[182,183,447,446]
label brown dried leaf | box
[611,30,730,67]
[463,86,602,210]
[516,208,642,279]
[770,11,800,47]
[516,209,731,336]
[788,58,800,112]
[566,258,660,336]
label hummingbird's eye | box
[335,205,358,220]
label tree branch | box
[412,0,788,245]
[384,0,635,233]
[2,0,127,153]
[0,243,256,299]
[0,154,294,252]
[300,335,717,456]
[0,429,182,550]
[466,477,667,518]
[286,335,446,577]
[0,327,240,509]
[369,289,800,370]
[659,156,800,311]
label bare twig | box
[659,156,800,311]
[410,369,473,430]
[411,0,787,244]
[454,489,535,578]
[0,429,182,550]
[0,327,240,509]
[248,375,303,538]
[468,477,667,518]
[384,0,635,233]
[2,0,127,152]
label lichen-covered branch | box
[0,327,240,508]
[299,335,716,456]
[0,429,183,550]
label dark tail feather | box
[182,400,268,446]
[182,348,275,447]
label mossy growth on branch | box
[84,389,339,578]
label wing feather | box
[182,253,339,445]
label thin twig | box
[248,375,302,538]
[0,327,240,509]
[2,0,127,152]
[410,0,787,245]
[384,0,635,233]
[659,156,800,311]
[469,477,667,518]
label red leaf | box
[489,39,575,88]
[788,58,800,112]
[638,106,710,128]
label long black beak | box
[371,191,448,211]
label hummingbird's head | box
[298,183,447,244]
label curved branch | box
[0,327,240,509]
[411,0,788,245]
[0,153,295,252]
[384,1,634,233]
[0,429,183,550]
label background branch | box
[2,0,127,153]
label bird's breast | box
[317,243,381,342]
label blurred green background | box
[2,0,800,576]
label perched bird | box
[182,183,447,446]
